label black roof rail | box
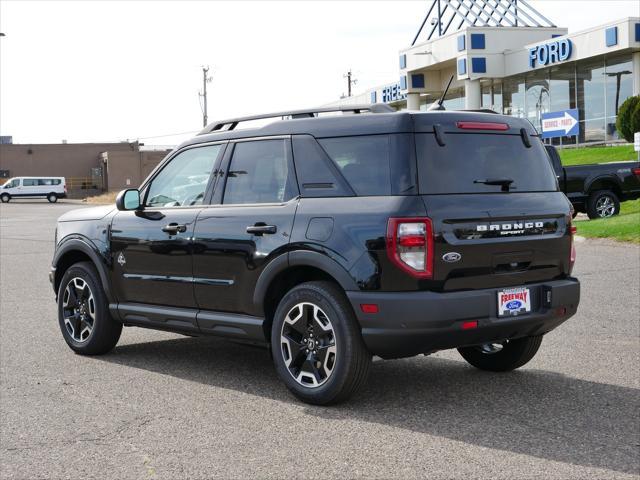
[197,103,395,135]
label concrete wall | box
[106,150,168,191]
[0,142,169,192]
[0,142,139,179]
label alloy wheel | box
[595,195,615,218]
[62,277,95,343]
[476,342,506,354]
[280,302,337,388]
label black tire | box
[271,281,371,405]
[47,193,58,203]
[57,261,122,355]
[586,190,619,219]
[0,193,9,203]
[458,335,543,372]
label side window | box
[38,179,54,186]
[145,144,222,208]
[23,179,37,186]
[318,135,391,196]
[4,179,19,188]
[223,139,296,205]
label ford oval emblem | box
[442,252,462,263]
[506,300,522,310]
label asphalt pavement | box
[1,200,639,479]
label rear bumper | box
[347,278,580,359]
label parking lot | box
[0,200,638,479]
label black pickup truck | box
[545,145,640,219]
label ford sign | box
[506,300,522,310]
[529,39,572,68]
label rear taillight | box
[632,168,640,178]
[456,121,509,131]
[569,220,577,275]
[386,218,434,278]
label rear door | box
[415,125,572,292]
[192,137,298,318]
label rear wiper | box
[474,178,514,192]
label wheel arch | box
[53,238,114,303]
[255,250,359,341]
[585,175,622,198]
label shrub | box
[616,95,640,142]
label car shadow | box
[98,336,638,474]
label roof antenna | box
[428,75,454,111]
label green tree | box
[616,95,640,142]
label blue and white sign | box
[528,38,572,68]
[541,108,579,138]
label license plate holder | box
[497,287,531,317]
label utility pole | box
[199,66,212,127]
[343,70,357,97]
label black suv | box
[51,105,580,404]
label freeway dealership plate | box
[498,287,531,317]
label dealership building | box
[333,1,640,145]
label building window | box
[470,33,485,49]
[605,55,633,139]
[576,57,606,143]
[503,75,526,118]
[525,69,550,134]
[411,74,425,89]
[399,54,407,69]
[457,35,465,51]
[457,58,467,75]
[370,91,377,103]
[605,27,618,47]
[471,57,486,73]
[548,63,577,145]
[400,75,407,90]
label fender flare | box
[583,174,622,196]
[252,250,358,312]
[52,236,115,303]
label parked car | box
[545,145,640,219]
[50,106,580,405]
[1,176,67,203]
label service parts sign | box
[541,108,580,139]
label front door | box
[192,138,298,316]
[110,143,225,309]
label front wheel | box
[271,281,371,405]
[47,193,58,203]
[586,190,619,219]
[458,335,543,372]
[57,261,122,355]
[0,193,9,203]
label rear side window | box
[23,179,37,186]
[416,133,558,194]
[318,135,391,196]
[223,139,297,205]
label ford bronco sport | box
[50,104,580,405]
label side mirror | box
[115,189,141,211]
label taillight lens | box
[569,220,577,275]
[456,121,509,131]
[386,218,434,278]
[632,168,640,178]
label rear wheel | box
[271,281,371,405]
[57,261,122,355]
[47,193,58,203]
[586,190,619,219]
[458,335,543,372]
[0,193,9,203]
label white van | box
[0,177,67,203]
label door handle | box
[246,223,277,236]
[162,223,187,234]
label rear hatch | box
[414,113,573,291]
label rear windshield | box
[416,133,558,194]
